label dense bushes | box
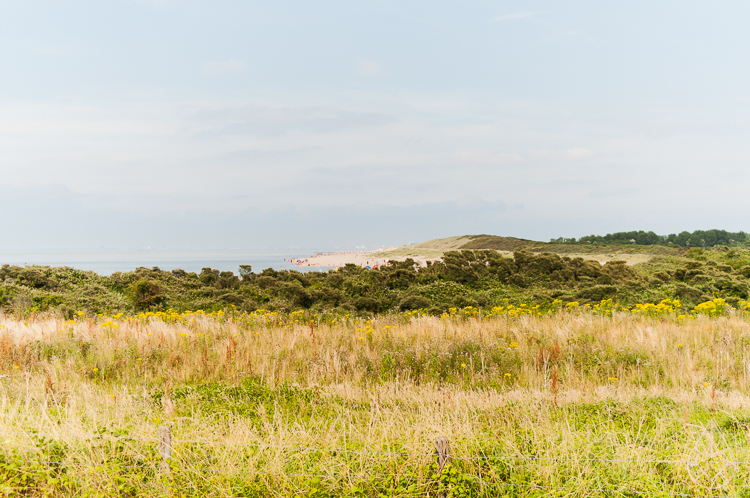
[4,246,750,316]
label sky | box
[1,0,750,250]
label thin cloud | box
[191,105,399,137]
[201,59,247,75]
[356,61,384,76]
[560,30,594,42]
[589,187,639,198]
[494,11,540,21]
[221,147,314,163]
[450,150,523,164]
[533,148,595,161]
[33,44,68,56]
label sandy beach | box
[287,247,437,268]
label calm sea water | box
[0,249,335,276]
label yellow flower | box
[93,368,99,372]
[461,363,467,368]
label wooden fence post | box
[159,426,172,474]
[434,436,451,498]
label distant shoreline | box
[288,247,436,268]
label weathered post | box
[158,426,172,474]
[434,436,451,498]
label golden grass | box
[2,311,750,496]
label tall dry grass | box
[2,311,750,496]
[3,310,750,390]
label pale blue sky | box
[2,1,750,249]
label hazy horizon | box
[3,1,749,251]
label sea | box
[0,249,336,276]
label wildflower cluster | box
[486,303,541,318]
[632,299,681,317]
[55,294,750,336]
[129,308,214,324]
[692,298,731,317]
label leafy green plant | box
[129,278,164,311]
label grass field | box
[3,308,750,496]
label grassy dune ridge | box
[3,309,750,496]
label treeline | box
[552,229,749,247]
[4,246,750,316]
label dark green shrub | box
[310,288,343,308]
[516,252,566,276]
[386,268,417,289]
[254,276,277,289]
[398,295,431,311]
[129,278,165,311]
[672,282,710,305]
[217,271,239,289]
[577,285,617,302]
[218,292,245,306]
[653,271,671,283]
[428,306,443,315]
[19,268,50,289]
[277,281,312,308]
[597,275,614,285]
[200,268,219,286]
[508,274,526,288]
[602,260,637,280]
[353,297,381,312]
